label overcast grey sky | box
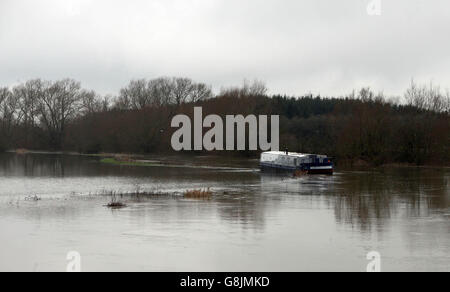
[0,0,449,97]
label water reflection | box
[0,152,448,271]
[328,169,449,232]
[0,153,448,233]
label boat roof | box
[262,151,320,158]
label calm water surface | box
[0,152,448,272]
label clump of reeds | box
[96,188,176,201]
[114,154,133,162]
[184,188,212,200]
[107,202,127,208]
[25,195,41,201]
[16,149,29,155]
[106,192,127,209]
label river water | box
[0,152,448,272]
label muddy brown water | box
[0,152,448,271]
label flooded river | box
[0,152,448,272]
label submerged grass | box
[16,149,29,155]
[94,186,215,207]
[100,188,179,208]
[100,157,160,167]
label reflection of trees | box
[333,177,395,233]
[1,201,82,222]
[331,169,449,233]
[0,153,69,177]
[220,169,448,234]
[215,190,268,231]
[1,152,448,236]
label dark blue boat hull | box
[260,162,333,175]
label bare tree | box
[13,80,43,147]
[220,79,268,98]
[172,77,194,105]
[101,95,112,112]
[116,77,213,108]
[248,79,268,96]
[357,87,375,102]
[148,77,173,106]
[0,88,9,106]
[37,79,83,149]
[405,80,448,112]
[0,88,14,130]
[14,80,41,124]
[114,94,130,110]
[0,87,21,148]
[425,82,444,112]
[190,83,212,103]
[80,90,103,115]
[117,79,150,110]
[445,90,450,113]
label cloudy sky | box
[0,0,449,97]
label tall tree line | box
[0,78,449,166]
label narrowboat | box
[260,151,334,175]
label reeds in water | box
[16,149,29,155]
[184,189,212,200]
[106,192,127,209]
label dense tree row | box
[0,78,449,166]
[115,77,213,110]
